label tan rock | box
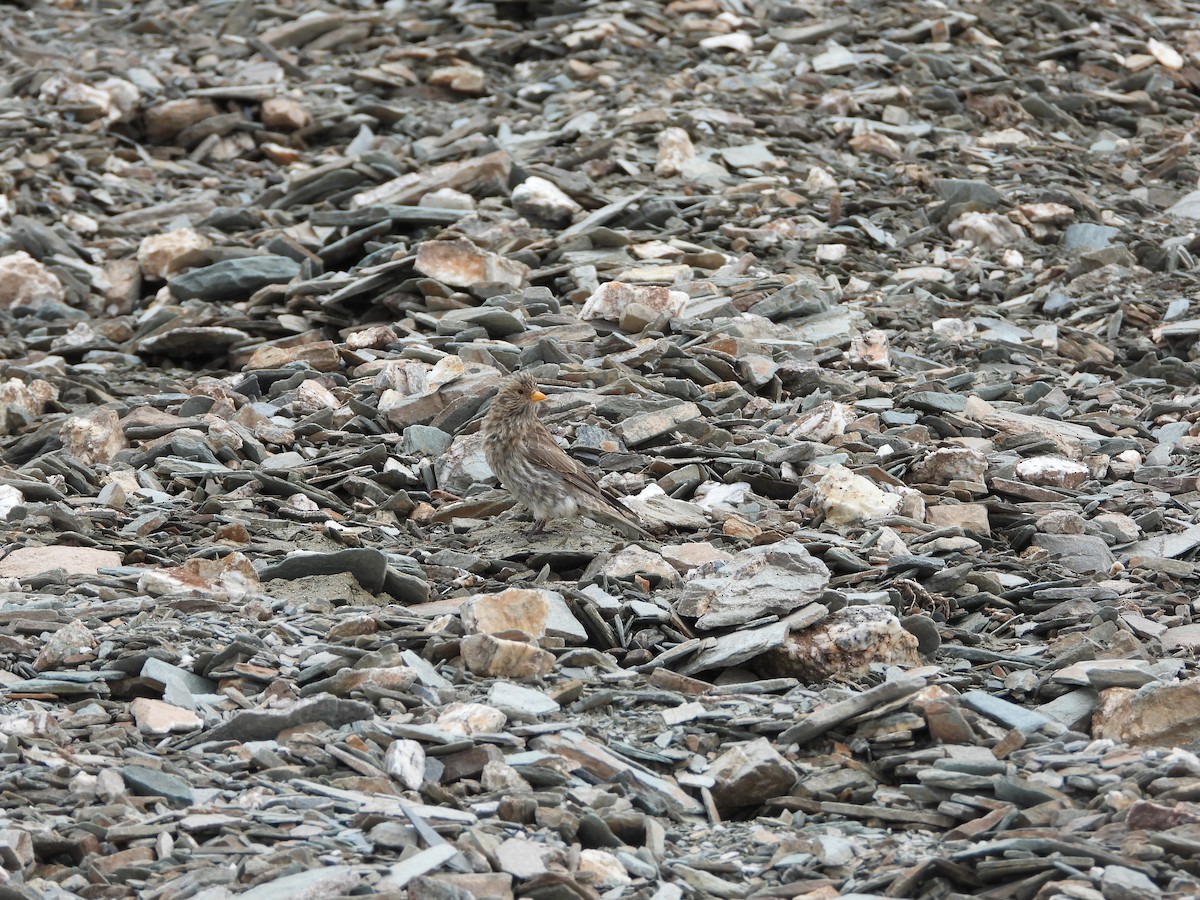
[137,552,259,602]
[144,98,219,141]
[1093,678,1200,746]
[461,634,555,679]
[428,64,486,94]
[0,251,66,310]
[33,619,97,672]
[350,150,511,208]
[0,546,121,579]
[0,378,58,435]
[312,666,417,695]
[260,97,312,131]
[460,587,586,644]
[655,126,695,176]
[245,341,340,372]
[926,503,991,534]
[260,142,303,165]
[481,760,532,793]
[103,258,142,314]
[908,447,988,486]
[603,545,680,585]
[707,737,796,810]
[758,605,920,680]
[130,698,203,734]
[60,408,128,465]
[345,325,397,351]
[847,329,891,369]
[414,239,529,292]
[137,228,212,280]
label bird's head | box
[492,371,547,417]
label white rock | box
[699,32,753,52]
[0,485,23,520]
[481,759,532,792]
[948,211,1025,250]
[436,702,507,736]
[578,849,632,889]
[813,464,902,525]
[676,537,830,629]
[805,166,838,193]
[580,281,688,322]
[622,484,708,531]
[384,739,426,790]
[655,127,695,177]
[419,187,476,210]
[512,176,582,227]
[1147,38,1184,70]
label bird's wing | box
[525,429,644,523]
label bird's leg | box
[525,516,549,538]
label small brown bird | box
[481,372,652,539]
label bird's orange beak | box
[530,389,547,402]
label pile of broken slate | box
[0,0,1199,898]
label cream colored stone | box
[0,251,65,309]
[130,698,203,734]
[436,701,507,735]
[460,634,555,679]
[60,408,128,465]
[260,96,311,131]
[137,228,212,280]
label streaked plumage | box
[481,372,651,539]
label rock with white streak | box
[1015,455,1090,489]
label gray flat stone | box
[169,256,300,302]
[239,865,359,900]
[1031,534,1115,574]
[121,765,195,807]
[961,690,1057,734]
